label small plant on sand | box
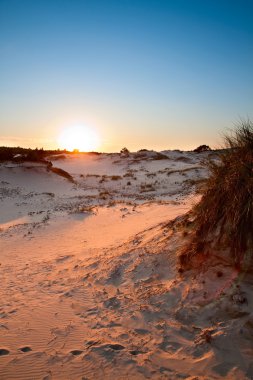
[179,120,253,270]
[140,182,156,192]
[120,147,130,157]
[193,144,211,153]
[110,175,122,180]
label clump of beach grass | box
[179,120,253,270]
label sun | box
[57,125,100,152]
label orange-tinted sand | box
[0,151,252,379]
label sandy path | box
[0,200,252,379]
[0,200,196,380]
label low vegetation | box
[193,144,211,153]
[0,146,98,163]
[0,147,68,162]
[120,147,130,156]
[180,120,253,270]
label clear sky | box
[0,0,252,152]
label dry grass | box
[140,183,156,192]
[179,120,253,270]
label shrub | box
[120,147,130,156]
[180,120,253,269]
[0,147,68,162]
[193,145,211,153]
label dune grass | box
[179,120,253,270]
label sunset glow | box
[57,125,100,152]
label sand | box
[0,150,252,379]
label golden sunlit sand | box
[0,144,252,379]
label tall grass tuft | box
[180,120,253,270]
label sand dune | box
[0,150,252,379]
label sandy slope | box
[0,150,252,379]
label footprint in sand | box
[103,297,120,309]
[129,349,144,356]
[20,346,32,353]
[70,350,83,356]
[134,328,149,335]
[108,344,125,351]
[0,348,9,356]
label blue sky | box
[0,0,252,151]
